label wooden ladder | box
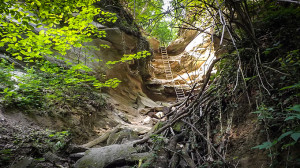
[161,47,186,102]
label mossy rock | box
[107,128,139,145]
[172,121,184,132]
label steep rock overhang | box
[167,29,198,56]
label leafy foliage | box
[253,104,300,150]
[123,0,177,45]
[0,0,150,110]
[106,51,151,65]
[150,21,176,46]
[0,58,104,109]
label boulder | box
[10,157,33,168]
[75,142,151,168]
[138,108,151,115]
[120,123,151,135]
[155,112,164,118]
[106,128,139,145]
[136,95,161,109]
[142,116,152,125]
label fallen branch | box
[182,143,197,168]
[82,125,121,148]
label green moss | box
[172,121,184,132]
[152,121,165,132]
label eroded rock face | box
[167,29,198,55]
[146,29,216,97]
[148,37,160,52]
[61,25,155,123]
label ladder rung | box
[161,46,186,100]
[175,89,183,92]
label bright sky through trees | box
[162,0,172,22]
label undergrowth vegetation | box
[0,59,107,110]
[139,2,299,168]
[0,119,71,167]
[209,5,300,167]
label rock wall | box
[145,28,216,100]
[167,29,198,56]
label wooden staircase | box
[161,47,186,102]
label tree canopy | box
[0,0,150,108]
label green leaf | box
[39,30,45,35]
[290,104,300,112]
[291,133,300,141]
[280,83,300,90]
[16,56,23,60]
[47,23,53,28]
[252,141,273,149]
[278,131,293,141]
[36,1,41,6]
[284,115,300,121]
